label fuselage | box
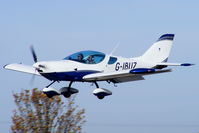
[33,50,156,81]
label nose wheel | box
[60,81,79,98]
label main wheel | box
[62,93,71,98]
[97,95,105,99]
[45,93,53,98]
[43,91,60,98]
[60,87,79,98]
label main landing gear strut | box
[43,81,112,99]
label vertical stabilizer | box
[141,34,174,63]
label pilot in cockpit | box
[77,53,84,63]
[87,55,95,64]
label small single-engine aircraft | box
[4,34,194,99]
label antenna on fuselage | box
[110,42,120,55]
[104,42,120,68]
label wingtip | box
[3,64,9,69]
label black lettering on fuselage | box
[115,62,137,71]
[115,62,120,71]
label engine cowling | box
[43,87,60,98]
[93,88,112,99]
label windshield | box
[63,50,105,64]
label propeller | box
[29,45,46,85]
[30,45,38,63]
[29,45,38,86]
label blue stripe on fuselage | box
[41,70,100,81]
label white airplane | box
[4,34,194,99]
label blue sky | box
[0,0,199,133]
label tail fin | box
[141,34,174,63]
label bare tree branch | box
[11,88,86,133]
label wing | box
[4,63,40,75]
[83,69,172,83]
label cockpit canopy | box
[63,50,106,64]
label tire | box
[97,95,104,99]
[63,93,71,98]
[45,93,53,98]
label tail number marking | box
[115,62,137,71]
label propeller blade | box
[29,69,37,86]
[30,45,38,63]
[29,74,36,86]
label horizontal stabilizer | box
[156,62,194,66]
[4,63,40,75]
